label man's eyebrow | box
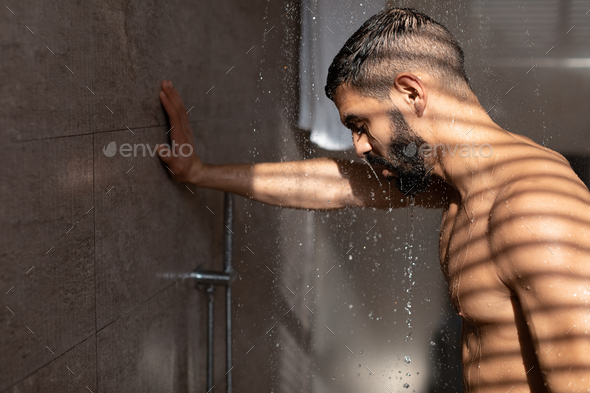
[341,114,366,128]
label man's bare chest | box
[439,201,513,325]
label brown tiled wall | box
[0,1,300,391]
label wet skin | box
[158,79,590,392]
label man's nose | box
[352,132,372,158]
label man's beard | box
[364,107,432,196]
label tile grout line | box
[0,119,215,146]
[92,131,99,393]
[0,123,178,146]
[1,333,97,392]
[1,279,184,393]
[95,280,181,335]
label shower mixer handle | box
[190,268,235,286]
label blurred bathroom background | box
[1,0,589,392]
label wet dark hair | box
[325,7,474,103]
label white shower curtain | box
[298,0,385,151]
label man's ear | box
[393,73,427,117]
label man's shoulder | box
[488,160,590,262]
[490,147,589,222]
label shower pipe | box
[190,192,235,393]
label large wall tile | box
[96,280,202,392]
[7,336,97,393]
[93,126,212,329]
[0,0,94,143]
[0,136,95,390]
[88,0,210,135]
[0,0,210,143]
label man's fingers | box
[167,83,186,113]
[159,91,180,123]
[161,81,192,135]
[160,87,188,140]
[162,81,186,113]
[157,145,173,163]
[161,81,180,113]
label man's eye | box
[349,123,368,135]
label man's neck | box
[423,105,513,202]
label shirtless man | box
[157,7,590,393]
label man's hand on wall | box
[157,80,204,183]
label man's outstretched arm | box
[156,80,450,210]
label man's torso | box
[436,137,588,392]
